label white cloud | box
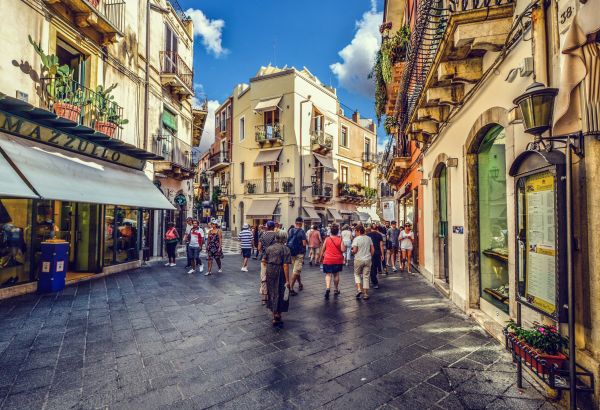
[330,2,382,97]
[186,8,228,57]
[197,99,220,152]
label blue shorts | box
[242,248,251,258]
[188,247,200,259]
[323,264,343,274]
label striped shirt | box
[239,229,253,249]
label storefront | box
[0,96,173,294]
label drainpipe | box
[298,96,312,218]
[531,0,548,85]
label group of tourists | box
[163,217,224,276]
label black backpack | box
[287,228,304,256]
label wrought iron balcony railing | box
[312,183,333,198]
[41,77,126,140]
[209,151,230,169]
[151,134,192,169]
[244,178,295,195]
[255,124,284,143]
[310,130,333,150]
[362,152,378,163]
[160,51,193,91]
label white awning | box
[328,208,343,221]
[0,133,174,209]
[0,149,39,198]
[246,199,279,218]
[254,148,282,166]
[303,206,320,220]
[313,105,337,124]
[254,96,282,113]
[313,153,336,173]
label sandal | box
[298,284,304,291]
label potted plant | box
[282,181,293,193]
[324,185,332,198]
[384,116,399,136]
[246,183,256,194]
[324,135,333,148]
[93,84,128,137]
[505,321,568,375]
[29,35,83,122]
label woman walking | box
[341,225,353,265]
[307,224,322,266]
[164,222,179,267]
[399,223,414,273]
[320,224,346,299]
[262,230,291,326]
[205,222,223,275]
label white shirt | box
[352,235,373,261]
[341,230,352,243]
[399,230,414,250]
[188,228,204,248]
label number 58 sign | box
[558,0,576,35]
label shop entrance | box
[35,201,101,277]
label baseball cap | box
[266,220,276,229]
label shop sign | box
[174,193,187,207]
[382,200,395,221]
[0,111,144,170]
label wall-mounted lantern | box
[513,82,558,139]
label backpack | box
[287,228,304,257]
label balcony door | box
[56,38,88,86]
[364,138,371,157]
[164,23,179,72]
[263,110,279,139]
[263,164,279,193]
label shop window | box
[478,126,508,313]
[0,199,33,288]
[104,206,139,266]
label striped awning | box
[303,206,320,220]
[254,96,282,113]
[313,153,336,173]
[246,199,279,218]
[328,208,343,221]
[253,148,282,166]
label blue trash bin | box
[38,241,69,293]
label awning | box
[303,206,320,220]
[254,96,282,113]
[313,105,337,123]
[356,212,371,222]
[358,207,380,222]
[246,199,279,218]
[328,208,343,221]
[0,150,39,198]
[0,133,174,209]
[254,148,282,166]
[162,110,177,131]
[313,153,336,173]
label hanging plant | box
[370,49,387,123]
[384,116,399,135]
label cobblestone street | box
[0,256,559,410]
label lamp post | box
[513,81,578,410]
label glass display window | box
[0,199,33,287]
[477,126,509,313]
[104,206,140,266]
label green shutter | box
[162,110,178,132]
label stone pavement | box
[0,255,560,410]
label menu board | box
[524,171,557,316]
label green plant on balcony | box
[282,181,293,193]
[384,116,399,136]
[324,134,333,148]
[93,83,128,138]
[212,185,221,205]
[338,182,350,196]
[246,182,256,194]
[310,133,319,145]
[324,185,332,197]
[364,187,377,199]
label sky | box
[180,0,385,153]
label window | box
[239,117,245,141]
[164,24,178,73]
[220,111,226,132]
[341,166,348,183]
[240,162,245,182]
[364,172,371,188]
[364,137,371,155]
[341,126,349,148]
[226,104,231,119]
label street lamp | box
[513,82,558,139]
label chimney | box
[352,110,360,123]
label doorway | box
[434,163,449,284]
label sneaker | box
[324,289,330,299]
[392,267,397,272]
[199,265,204,273]
[169,263,176,267]
[218,269,222,273]
[187,269,195,274]
[242,267,248,272]
[373,284,379,289]
[355,291,362,299]
[204,271,212,276]
[164,262,170,267]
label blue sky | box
[180,0,385,151]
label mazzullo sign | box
[0,110,144,170]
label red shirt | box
[322,236,344,265]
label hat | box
[243,223,250,229]
[266,220,276,229]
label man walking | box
[258,221,277,304]
[386,221,400,272]
[352,225,374,299]
[239,223,253,271]
[366,223,385,289]
[288,217,307,296]
[185,220,204,274]
[184,217,194,269]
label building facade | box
[0,0,205,297]
[379,0,600,406]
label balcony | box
[362,152,378,170]
[244,178,295,195]
[385,143,412,185]
[338,183,377,206]
[192,99,208,146]
[218,183,229,198]
[255,124,284,145]
[159,51,194,97]
[312,182,333,203]
[208,151,230,171]
[151,134,194,180]
[41,77,126,140]
[310,130,333,154]
[43,0,125,44]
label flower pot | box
[53,102,81,122]
[509,333,567,375]
[94,121,118,138]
